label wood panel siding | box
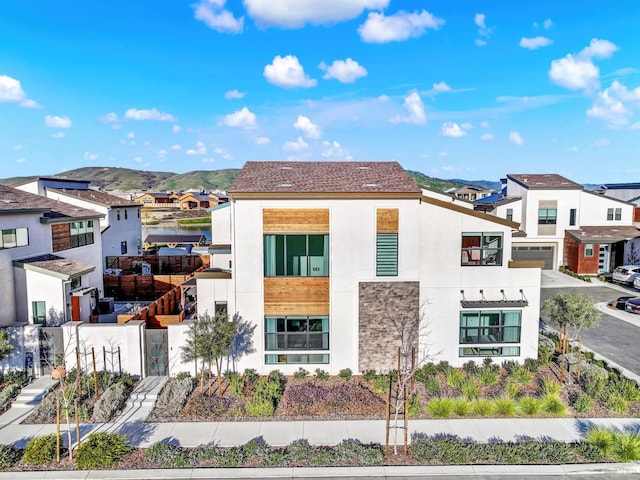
[263,209,329,233]
[264,277,329,315]
[376,208,399,233]
[51,223,71,252]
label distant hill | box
[1,166,494,194]
[447,178,502,191]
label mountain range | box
[0,166,502,193]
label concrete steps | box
[11,378,59,409]
[123,376,167,411]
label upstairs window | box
[124,209,128,220]
[70,221,94,248]
[264,234,329,277]
[607,208,622,221]
[461,233,503,266]
[506,208,513,221]
[0,227,29,249]
[569,208,577,226]
[116,208,121,221]
[538,208,557,225]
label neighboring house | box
[474,174,638,273]
[178,192,219,210]
[0,184,105,328]
[14,177,142,263]
[449,185,495,201]
[593,183,640,226]
[135,192,180,208]
[170,161,541,376]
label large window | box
[569,208,577,226]
[264,234,329,277]
[265,316,329,351]
[32,301,46,326]
[70,221,94,248]
[607,208,622,221]
[461,233,502,266]
[538,208,557,225]
[460,311,521,344]
[0,228,29,250]
[376,233,398,276]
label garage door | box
[512,246,554,269]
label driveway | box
[540,273,640,377]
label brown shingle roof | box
[48,188,140,208]
[228,161,422,195]
[507,174,582,190]
[566,226,640,244]
[0,184,103,220]
[13,254,95,278]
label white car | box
[612,265,640,285]
[634,275,640,290]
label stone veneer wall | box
[358,281,419,373]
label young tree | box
[181,312,236,395]
[0,329,13,360]
[228,312,256,373]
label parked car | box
[634,276,640,290]
[625,297,640,314]
[609,296,635,310]
[612,265,640,285]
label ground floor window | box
[32,301,46,326]
[459,310,521,358]
[265,316,329,364]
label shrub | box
[314,369,329,381]
[338,368,353,381]
[517,397,541,416]
[229,374,245,397]
[156,377,194,415]
[113,373,135,389]
[580,362,608,383]
[414,363,437,383]
[242,438,271,463]
[286,439,314,463]
[243,368,259,384]
[446,369,464,388]
[435,361,450,373]
[504,382,520,399]
[612,433,640,462]
[460,378,480,400]
[144,441,184,467]
[0,383,21,412]
[541,395,568,416]
[541,379,561,397]
[3,371,27,386]
[511,366,533,385]
[245,397,274,417]
[585,427,615,457]
[76,432,130,469]
[92,382,131,422]
[0,444,21,468]
[424,378,440,396]
[479,367,498,386]
[268,370,285,385]
[407,394,421,416]
[604,393,628,414]
[585,376,607,400]
[334,440,384,466]
[372,375,389,394]
[572,394,593,413]
[427,398,454,418]
[523,358,539,373]
[293,368,309,379]
[452,397,471,417]
[471,398,493,416]
[611,378,640,402]
[176,371,191,381]
[537,343,554,366]
[492,397,516,417]
[362,369,377,381]
[462,361,480,376]
[23,434,57,465]
[215,447,246,467]
[501,360,518,374]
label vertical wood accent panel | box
[263,209,329,233]
[376,208,399,233]
[51,223,71,253]
[264,277,329,315]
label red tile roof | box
[228,161,421,194]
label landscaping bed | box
[0,371,26,414]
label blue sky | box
[1,1,639,184]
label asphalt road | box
[540,285,640,375]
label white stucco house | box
[14,177,142,265]
[169,161,542,376]
[475,174,639,273]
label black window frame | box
[264,316,329,351]
[538,208,557,225]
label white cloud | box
[133,156,143,163]
[593,138,610,147]
[186,141,207,155]
[320,58,367,83]
[0,75,40,108]
[358,10,444,43]
[439,151,449,157]
[255,137,270,145]
[221,106,257,128]
[549,38,619,92]
[51,132,65,139]
[441,122,467,138]
[460,122,473,130]
[125,108,176,122]
[171,144,182,150]
[569,146,578,153]
[101,112,119,123]
[321,140,350,159]
[202,158,216,163]
[631,121,640,130]
[586,80,640,127]
[378,94,389,102]
[172,124,181,133]
[157,149,167,159]
[224,89,245,99]
[45,115,72,128]
[14,145,21,151]
[480,133,494,141]
[543,19,553,29]
[16,157,26,164]
[83,151,98,161]
[244,0,389,28]
[431,81,451,93]
[294,115,322,139]
[479,121,490,128]
[390,91,426,125]
[264,55,317,88]
[144,140,150,146]
[474,13,492,45]
[193,0,244,33]
[283,136,309,151]
[509,131,524,146]
[520,36,553,50]
[127,132,135,139]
